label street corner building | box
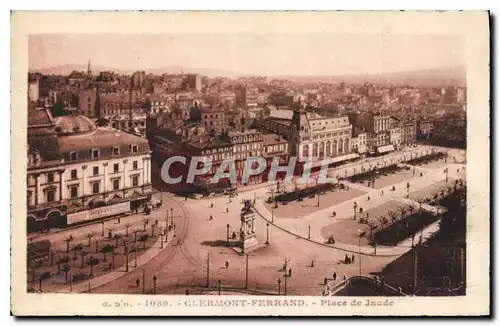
[27,107,153,232]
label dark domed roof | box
[54,115,96,135]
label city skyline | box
[29,34,465,77]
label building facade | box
[27,109,152,232]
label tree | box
[388,211,398,224]
[62,264,70,284]
[397,206,407,221]
[407,204,416,215]
[50,101,65,117]
[96,117,109,127]
[72,243,83,260]
[113,233,122,247]
[100,244,115,262]
[378,216,388,230]
[80,251,88,268]
[87,256,99,276]
[139,234,149,250]
[57,256,70,274]
[87,232,94,247]
[111,252,120,269]
[38,271,51,292]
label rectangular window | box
[70,186,78,198]
[132,145,138,154]
[92,149,99,159]
[93,166,99,176]
[133,161,138,170]
[46,189,55,203]
[113,147,120,156]
[71,169,77,179]
[113,179,120,190]
[70,151,77,161]
[114,163,119,173]
[92,182,100,194]
[132,175,139,187]
[47,172,54,183]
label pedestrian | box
[225,261,229,269]
[226,208,229,213]
[136,278,140,288]
[380,190,383,196]
[351,254,355,263]
[209,215,213,220]
[211,203,214,208]
[333,272,337,280]
[174,223,176,230]
[367,196,370,201]
[117,217,121,224]
[324,277,328,285]
[345,254,349,263]
[185,289,190,295]
[155,219,158,225]
[343,275,347,281]
[185,197,188,202]
[311,260,314,267]
[332,211,336,217]
[288,268,292,277]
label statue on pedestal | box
[239,199,258,254]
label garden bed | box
[371,211,441,246]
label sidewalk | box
[55,227,177,293]
[253,188,442,258]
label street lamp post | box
[217,280,221,295]
[272,208,275,223]
[101,220,104,236]
[170,208,174,227]
[266,223,270,245]
[226,224,230,244]
[444,168,449,182]
[277,278,281,295]
[353,202,358,220]
[308,225,311,240]
[160,229,164,249]
[153,275,157,294]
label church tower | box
[87,58,92,77]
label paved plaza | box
[30,145,467,295]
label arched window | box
[332,140,337,155]
[319,142,325,157]
[302,144,309,158]
[326,141,331,156]
[312,143,318,157]
[337,139,343,153]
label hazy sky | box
[29,34,464,76]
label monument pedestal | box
[232,199,263,255]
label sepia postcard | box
[11,11,490,316]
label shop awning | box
[377,145,395,154]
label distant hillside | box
[29,64,466,87]
[282,66,466,87]
[29,64,245,78]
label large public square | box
[27,145,466,296]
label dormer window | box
[69,151,78,161]
[113,147,120,156]
[131,145,138,154]
[92,149,99,159]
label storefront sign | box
[67,202,130,225]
